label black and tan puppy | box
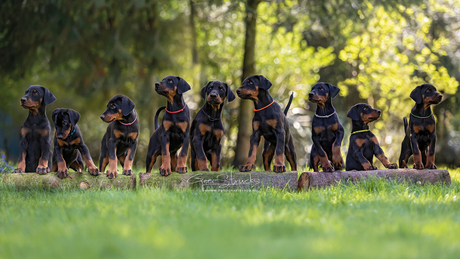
[399,84,442,169]
[146,76,191,176]
[236,75,296,173]
[51,108,99,179]
[190,81,235,171]
[346,103,397,171]
[13,85,56,174]
[100,95,139,179]
[308,82,344,172]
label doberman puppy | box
[13,85,56,174]
[100,95,139,179]
[51,108,99,179]
[190,81,235,171]
[399,84,442,169]
[146,76,192,176]
[236,75,296,173]
[346,103,397,171]
[308,82,344,172]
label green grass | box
[1,169,460,259]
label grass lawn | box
[1,168,460,259]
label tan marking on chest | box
[70,138,81,145]
[253,121,260,130]
[128,132,138,140]
[57,139,68,146]
[314,126,325,134]
[176,121,189,132]
[425,124,435,133]
[356,139,366,147]
[163,120,174,131]
[266,119,277,128]
[36,129,49,136]
[21,128,31,137]
[214,129,224,140]
[328,123,338,130]
[413,125,423,133]
[199,123,211,135]
[114,129,124,138]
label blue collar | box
[68,127,76,136]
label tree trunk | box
[298,169,451,190]
[1,172,136,190]
[233,0,261,168]
[139,171,298,191]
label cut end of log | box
[79,181,90,190]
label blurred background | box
[1,0,460,171]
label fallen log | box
[298,169,451,190]
[1,172,136,190]
[139,171,299,191]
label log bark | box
[1,172,136,190]
[298,169,451,190]
[139,171,298,191]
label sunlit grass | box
[0,168,459,259]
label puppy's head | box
[308,82,339,105]
[100,95,135,123]
[236,75,272,101]
[20,85,56,111]
[155,76,191,102]
[410,84,443,106]
[347,103,381,125]
[52,108,80,140]
[201,81,235,107]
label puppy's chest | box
[313,119,340,137]
[113,129,138,144]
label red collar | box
[166,103,187,114]
[119,116,137,126]
[254,100,274,112]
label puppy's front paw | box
[106,168,118,179]
[386,163,398,169]
[56,167,69,179]
[177,167,188,174]
[122,169,133,176]
[413,163,424,170]
[322,164,334,172]
[160,166,171,176]
[36,166,50,175]
[88,167,99,176]
[365,165,377,170]
[273,165,286,173]
[332,157,343,171]
[239,163,254,172]
[13,168,24,174]
[425,163,437,169]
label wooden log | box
[1,172,136,190]
[298,169,451,190]
[139,171,299,191]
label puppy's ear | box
[410,85,423,104]
[66,109,80,126]
[121,96,135,116]
[52,109,59,124]
[41,86,56,105]
[347,105,361,121]
[176,76,191,94]
[257,75,272,90]
[225,83,236,103]
[328,83,340,98]
[201,81,212,100]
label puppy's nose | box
[100,115,105,120]
[438,94,443,100]
[377,110,381,115]
[20,97,27,103]
[155,82,160,90]
[210,93,217,98]
[236,89,241,95]
[308,92,314,98]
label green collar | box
[351,129,370,135]
[410,112,432,119]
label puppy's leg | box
[106,138,119,179]
[399,137,412,168]
[54,147,69,179]
[425,134,437,169]
[332,126,344,171]
[372,137,397,169]
[78,143,99,176]
[160,131,172,176]
[262,141,275,171]
[352,148,377,170]
[122,141,137,176]
[192,126,208,171]
[37,129,52,174]
[410,133,424,169]
[99,135,109,173]
[239,123,261,172]
[210,143,222,171]
[176,123,190,174]
[14,134,28,173]
[170,151,178,172]
[312,128,333,172]
[285,134,297,171]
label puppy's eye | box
[319,86,323,90]
[62,121,67,126]
[426,88,431,92]
[364,107,368,111]
[168,79,173,83]
[249,81,253,85]
[220,88,224,91]
[110,105,116,109]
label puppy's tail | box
[403,117,408,133]
[284,93,294,115]
[154,106,166,130]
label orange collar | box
[254,100,275,112]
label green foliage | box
[1,168,460,258]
